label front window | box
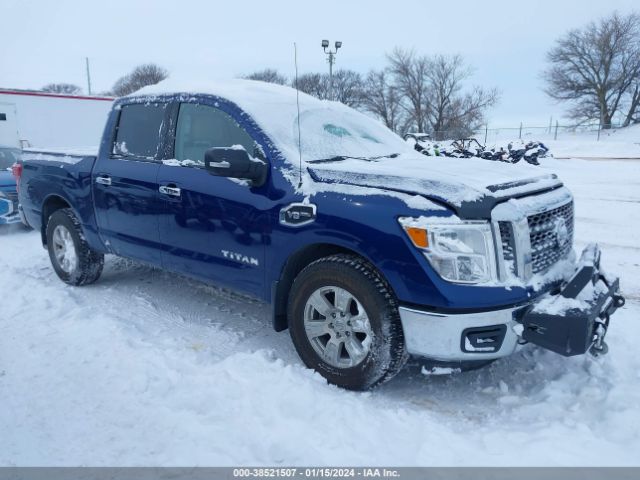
[174,103,259,166]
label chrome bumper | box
[398,306,522,361]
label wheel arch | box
[40,194,73,246]
[271,243,390,332]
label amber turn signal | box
[404,227,429,249]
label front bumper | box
[398,306,522,361]
[398,244,624,362]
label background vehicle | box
[15,80,624,390]
[0,144,21,225]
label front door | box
[158,102,269,298]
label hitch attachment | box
[520,244,624,357]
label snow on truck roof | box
[136,79,411,165]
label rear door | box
[157,102,270,297]
[93,102,169,264]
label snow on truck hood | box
[307,153,561,208]
[138,79,562,208]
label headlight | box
[399,217,497,284]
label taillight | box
[11,163,22,192]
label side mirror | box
[204,147,268,187]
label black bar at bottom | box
[0,467,639,480]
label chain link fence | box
[428,122,625,144]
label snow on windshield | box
[296,107,409,162]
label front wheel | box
[287,254,408,390]
[46,208,104,286]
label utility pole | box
[321,40,342,101]
[85,57,92,95]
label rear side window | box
[113,103,167,159]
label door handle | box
[159,185,181,197]
[95,175,112,186]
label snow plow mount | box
[520,244,625,357]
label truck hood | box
[307,153,562,219]
[0,170,16,189]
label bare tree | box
[426,55,499,138]
[293,72,329,99]
[111,63,169,97]
[41,83,82,95]
[243,69,288,85]
[387,48,431,132]
[388,49,499,138]
[292,70,363,107]
[331,70,364,107]
[361,70,404,132]
[544,12,640,128]
[623,80,640,126]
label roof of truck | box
[135,78,323,111]
[135,78,403,165]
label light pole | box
[322,40,342,101]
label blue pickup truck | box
[16,80,624,390]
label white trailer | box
[0,89,113,149]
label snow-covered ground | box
[1,157,639,466]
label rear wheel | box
[46,208,104,286]
[288,254,408,390]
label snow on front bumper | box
[398,244,624,362]
[521,243,624,356]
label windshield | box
[295,108,411,163]
[0,148,21,170]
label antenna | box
[85,57,92,95]
[294,42,303,188]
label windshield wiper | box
[307,153,399,164]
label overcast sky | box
[1,0,638,126]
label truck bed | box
[19,149,99,241]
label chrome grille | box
[527,201,574,273]
[498,221,514,261]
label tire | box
[46,208,104,286]
[287,254,408,390]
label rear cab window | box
[112,103,168,160]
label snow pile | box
[532,280,609,315]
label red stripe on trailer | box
[0,89,114,102]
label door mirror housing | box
[204,147,268,187]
